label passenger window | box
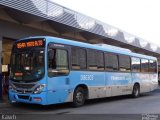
[149,60,157,73]
[141,59,149,72]
[105,53,118,71]
[87,49,98,70]
[48,48,69,77]
[131,57,140,72]
[96,51,104,70]
[119,55,131,72]
[71,47,87,70]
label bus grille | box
[11,82,37,94]
[16,89,33,94]
[13,82,35,89]
[18,95,30,100]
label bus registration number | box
[80,75,94,81]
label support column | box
[0,36,2,102]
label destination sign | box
[16,39,44,49]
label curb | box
[0,102,11,108]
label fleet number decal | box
[80,75,94,81]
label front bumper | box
[9,90,47,105]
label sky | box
[51,0,160,46]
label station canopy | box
[0,0,160,58]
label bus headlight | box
[9,85,13,90]
[9,83,16,92]
[33,84,46,94]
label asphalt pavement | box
[1,87,160,120]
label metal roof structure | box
[0,0,160,57]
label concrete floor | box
[1,88,160,120]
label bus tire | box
[72,87,85,107]
[132,84,140,98]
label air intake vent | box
[18,95,30,100]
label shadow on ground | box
[4,92,153,114]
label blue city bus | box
[9,36,158,107]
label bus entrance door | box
[47,44,70,104]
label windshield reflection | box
[10,48,45,82]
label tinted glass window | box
[119,55,131,72]
[10,49,45,82]
[105,53,118,71]
[71,47,86,70]
[87,49,98,70]
[141,59,149,72]
[149,60,157,73]
[48,49,69,77]
[131,57,140,72]
[96,51,104,70]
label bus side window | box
[87,49,98,70]
[119,55,131,72]
[71,47,87,70]
[149,60,157,73]
[105,53,118,71]
[96,51,104,70]
[48,49,56,69]
[131,57,140,72]
[141,59,149,72]
[48,48,69,77]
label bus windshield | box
[10,48,45,82]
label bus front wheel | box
[72,87,85,107]
[132,84,140,98]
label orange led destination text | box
[16,40,43,48]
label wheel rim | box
[134,86,139,96]
[76,92,84,104]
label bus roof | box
[19,36,157,60]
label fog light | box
[33,97,42,102]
